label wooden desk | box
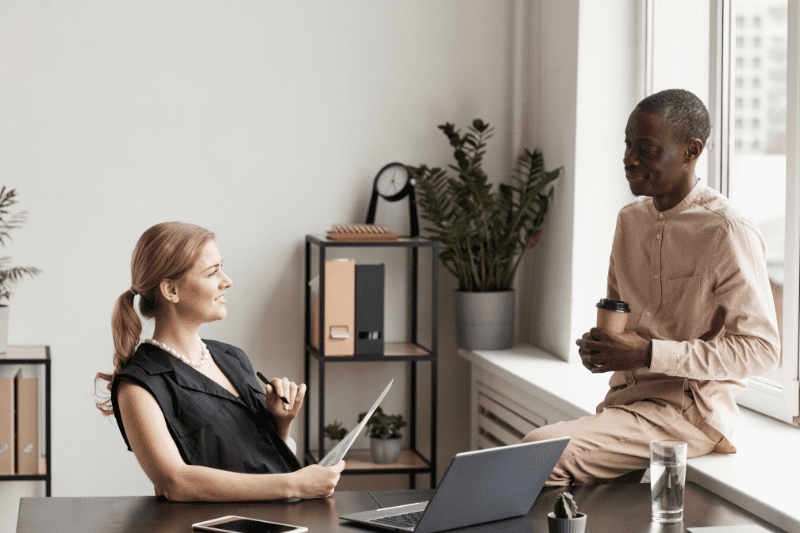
[16,482,781,532]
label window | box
[723,0,795,424]
[647,0,799,425]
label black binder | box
[355,264,384,356]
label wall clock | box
[365,162,419,237]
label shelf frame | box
[303,236,438,489]
[0,345,51,497]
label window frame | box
[711,0,800,425]
[644,0,800,425]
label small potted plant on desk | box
[548,492,586,533]
[358,407,407,464]
[324,421,349,458]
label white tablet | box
[192,515,308,533]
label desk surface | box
[17,482,782,533]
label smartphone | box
[192,515,308,533]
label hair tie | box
[129,288,137,296]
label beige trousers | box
[522,387,725,486]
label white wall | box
[524,0,639,362]
[0,0,644,529]
[0,1,517,528]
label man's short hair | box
[637,89,711,144]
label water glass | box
[649,440,687,523]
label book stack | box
[0,367,38,475]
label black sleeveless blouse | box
[111,339,302,474]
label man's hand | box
[575,328,650,373]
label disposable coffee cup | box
[596,299,631,333]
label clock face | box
[376,163,411,200]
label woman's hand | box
[264,377,306,431]
[289,461,346,499]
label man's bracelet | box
[646,341,653,368]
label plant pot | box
[454,290,514,350]
[370,437,401,464]
[547,512,586,533]
[0,305,8,356]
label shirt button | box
[656,234,662,240]
[646,311,652,317]
[658,213,664,219]
[627,378,635,385]
[653,274,658,279]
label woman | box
[95,222,344,501]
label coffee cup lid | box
[596,299,631,313]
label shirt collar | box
[131,340,258,404]
[648,179,705,220]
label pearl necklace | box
[144,338,210,368]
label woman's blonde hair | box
[95,222,215,416]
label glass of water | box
[649,440,687,523]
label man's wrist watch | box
[646,341,653,368]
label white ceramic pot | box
[547,512,587,533]
[370,437,402,464]
[0,305,8,356]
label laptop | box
[339,436,570,533]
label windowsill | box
[458,343,800,532]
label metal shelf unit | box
[303,235,438,489]
[0,345,51,496]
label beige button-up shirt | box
[601,181,780,452]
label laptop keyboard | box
[371,510,424,529]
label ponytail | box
[94,289,143,416]
[94,221,215,417]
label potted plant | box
[0,188,40,356]
[410,119,561,350]
[548,492,586,533]
[324,420,349,458]
[358,406,406,464]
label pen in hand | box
[256,372,291,405]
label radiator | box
[476,381,548,449]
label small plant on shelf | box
[324,421,348,440]
[323,420,349,458]
[358,407,407,464]
[358,407,406,440]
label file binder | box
[311,259,355,356]
[355,264,384,356]
[15,370,38,475]
[0,373,13,474]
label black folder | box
[355,264,384,356]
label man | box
[522,89,780,485]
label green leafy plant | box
[324,421,348,440]
[410,119,561,292]
[0,187,40,302]
[358,407,407,440]
[553,491,579,519]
